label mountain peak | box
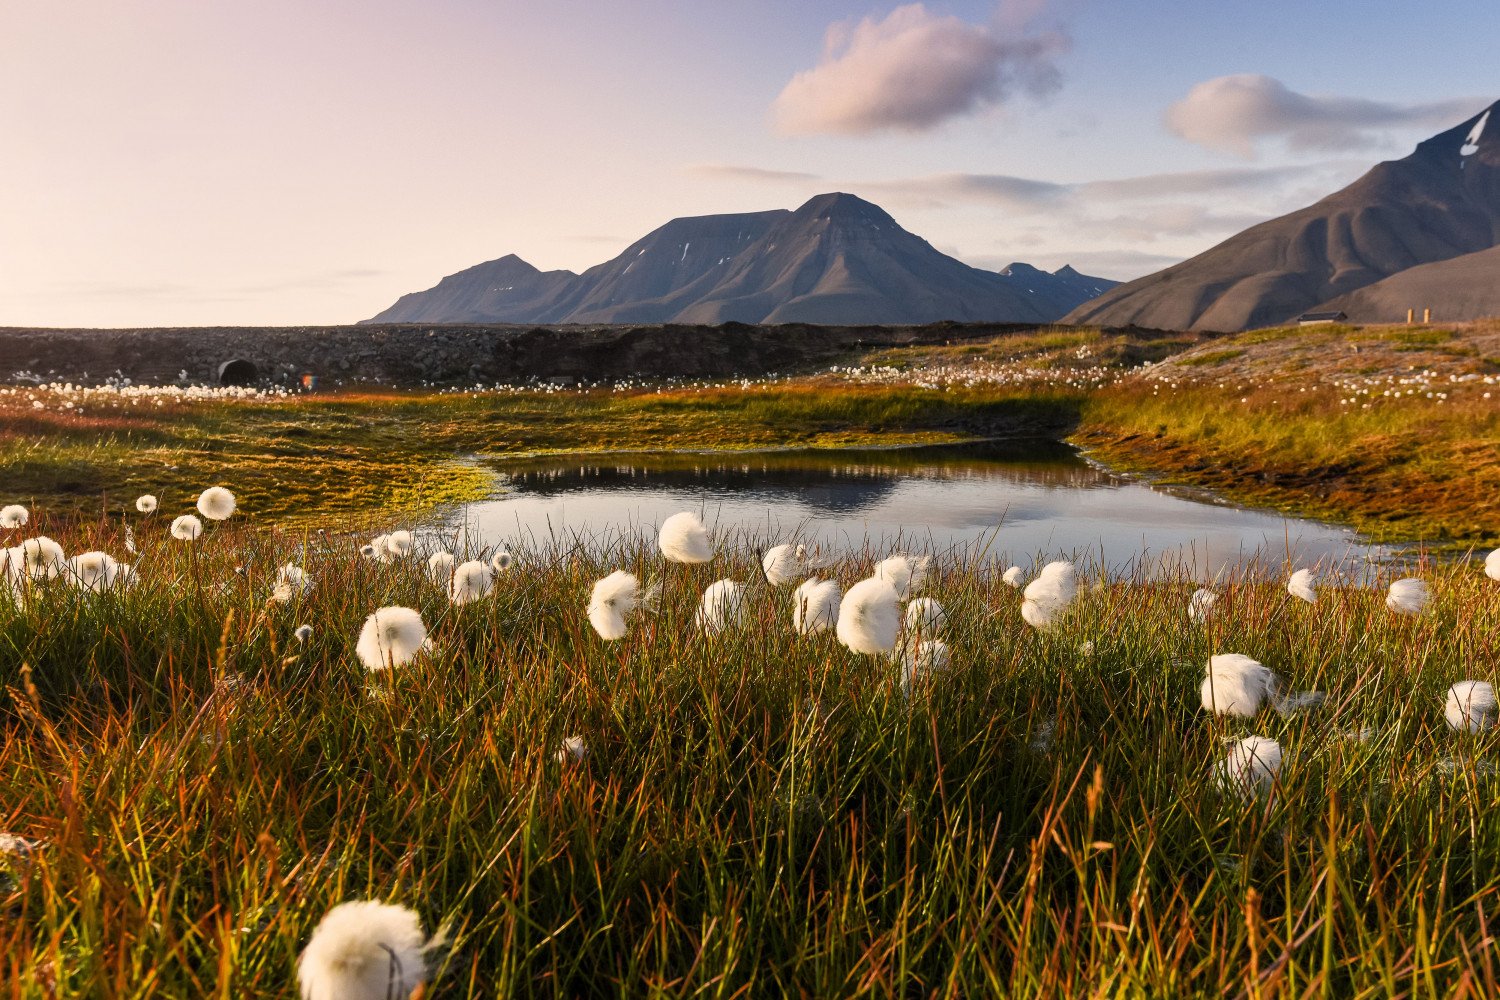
[793,192,897,225]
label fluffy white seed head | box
[0,505,29,529]
[135,494,158,513]
[1287,568,1317,604]
[63,551,126,592]
[383,530,414,558]
[874,555,929,600]
[556,736,587,763]
[761,544,801,586]
[196,486,237,521]
[1217,735,1282,796]
[18,536,66,580]
[900,639,951,693]
[297,899,433,1000]
[697,579,744,634]
[1487,548,1500,582]
[427,551,455,583]
[588,570,644,641]
[1001,565,1024,588]
[1200,654,1277,717]
[359,543,379,560]
[793,578,841,635]
[448,560,494,606]
[658,511,712,564]
[837,577,902,655]
[355,607,428,671]
[490,550,513,573]
[1020,560,1077,630]
[904,597,945,635]
[1386,577,1430,615]
[295,624,314,643]
[1188,588,1218,624]
[170,514,204,542]
[1446,680,1498,733]
[273,563,314,603]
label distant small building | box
[1298,310,1347,326]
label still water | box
[447,441,1393,579]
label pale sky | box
[3,0,1494,327]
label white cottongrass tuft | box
[171,514,204,542]
[1287,568,1317,604]
[697,579,744,633]
[273,563,314,603]
[588,570,652,641]
[556,736,587,763]
[793,578,841,635]
[297,899,440,1000]
[195,486,236,521]
[1487,548,1500,582]
[836,577,902,655]
[383,530,414,558]
[1445,680,1498,733]
[135,494,158,513]
[1020,561,1077,630]
[427,551,455,583]
[1188,588,1218,624]
[63,551,131,593]
[355,607,429,671]
[1200,654,1276,718]
[1385,577,1430,615]
[1216,735,1282,797]
[0,505,29,529]
[20,536,66,580]
[295,624,314,643]
[874,555,929,600]
[359,543,378,560]
[658,511,712,563]
[1001,565,1024,588]
[448,560,494,606]
[899,639,950,693]
[904,597,945,635]
[490,550,513,573]
[761,544,802,586]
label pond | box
[445,441,1395,580]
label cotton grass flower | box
[195,486,236,521]
[295,624,313,643]
[874,555,929,600]
[490,549,513,573]
[1020,560,1076,630]
[355,607,428,671]
[1216,735,1282,797]
[427,551,455,583]
[1487,548,1500,582]
[793,578,841,635]
[1386,577,1430,615]
[135,494,158,514]
[1187,588,1217,624]
[1287,568,1317,604]
[448,560,494,605]
[556,736,587,763]
[171,514,204,541]
[1445,680,1498,733]
[836,577,902,655]
[658,511,712,563]
[297,899,439,1000]
[1001,565,1024,588]
[697,579,744,633]
[383,530,414,558]
[0,505,28,529]
[1200,654,1276,718]
[588,570,652,641]
[63,551,130,593]
[19,536,66,579]
[900,639,950,693]
[904,597,945,634]
[272,563,314,603]
[761,544,802,586]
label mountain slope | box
[1315,243,1500,321]
[364,193,1115,325]
[1064,100,1500,331]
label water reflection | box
[450,441,1393,579]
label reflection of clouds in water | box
[457,443,1390,580]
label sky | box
[3,0,1495,327]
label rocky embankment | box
[0,321,1047,387]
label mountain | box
[1065,100,1500,331]
[364,193,1117,326]
[1316,244,1500,322]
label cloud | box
[1166,75,1485,157]
[771,3,1068,136]
[685,164,822,183]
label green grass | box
[3,515,1500,997]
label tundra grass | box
[2,515,1499,997]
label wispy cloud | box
[771,2,1067,136]
[685,164,822,183]
[1166,75,1485,157]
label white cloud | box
[1166,75,1484,158]
[771,3,1067,136]
[685,164,822,183]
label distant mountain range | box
[365,192,1118,326]
[1067,100,1500,330]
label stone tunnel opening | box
[217,359,259,386]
